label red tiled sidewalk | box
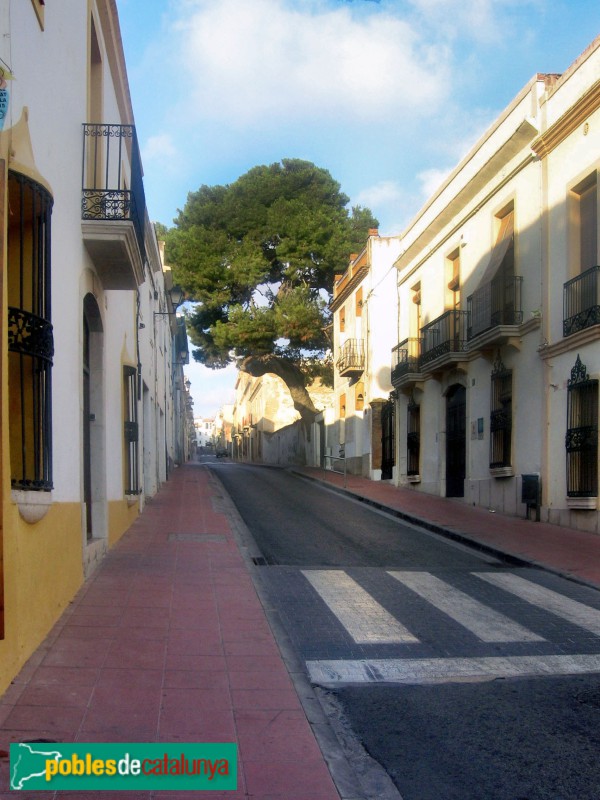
[0,464,340,800]
[294,467,600,590]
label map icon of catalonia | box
[11,742,63,790]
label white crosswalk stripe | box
[300,569,600,684]
[388,571,544,642]
[302,570,418,644]
[306,654,600,685]
[474,572,600,636]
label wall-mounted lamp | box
[154,285,185,317]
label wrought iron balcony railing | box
[337,338,365,375]
[81,123,147,266]
[467,275,523,340]
[420,310,469,368]
[563,265,600,337]
[391,338,421,385]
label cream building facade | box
[232,371,333,466]
[0,1,186,694]
[330,230,402,478]
[391,36,600,531]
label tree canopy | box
[165,158,378,423]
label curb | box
[289,468,599,591]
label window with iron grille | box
[407,396,420,476]
[7,171,53,491]
[490,357,512,469]
[566,355,598,498]
[123,366,140,495]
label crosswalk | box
[302,570,418,643]
[299,568,600,684]
[389,571,544,643]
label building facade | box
[390,37,600,531]
[330,230,402,478]
[0,0,186,694]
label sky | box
[116,0,600,417]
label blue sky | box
[117,0,600,417]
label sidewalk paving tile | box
[0,464,341,799]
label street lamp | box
[154,285,185,317]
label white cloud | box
[142,133,178,164]
[406,0,540,44]
[354,179,404,209]
[185,357,238,417]
[169,0,451,127]
[417,167,452,200]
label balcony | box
[563,265,600,338]
[420,310,469,372]
[337,338,365,376]
[81,124,146,290]
[467,275,523,347]
[391,338,421,390]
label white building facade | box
[330,230,402,478]
[0,0,186,694]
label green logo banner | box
[10,742,237,791]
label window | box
[571,173,598,274]
[339,393,346,418]
[446,249,461,310]
[469,206,515,338]
[355,287,363,317]
[410,281,421,333]
[564,176,599,337]
[355,382,364,411]
[490,357,512,469]
[123,366,140,495]
[8,171,53,490]
[407,396,420,476]
[566,355,598,498]
[339,305,346,333]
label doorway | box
[446,384,466,497]
[381,398,395,480]
[82,294,105,540]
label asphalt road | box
[211,462,600,800]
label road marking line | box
[388,571,544,642]
[302,570,419,644]
[306,654,600,685]
[474,572,600,636]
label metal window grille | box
[123,366,140,495]
[566,355,598,498]
[407,396,420,476]
[563,265,600,337]
[81,123,146,265]
[490,358,512,469]
[391,338,421,383]
[336,339,365,372]
[7,171,53,490]
[420,310,469,366]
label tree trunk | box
[239,354,318,430]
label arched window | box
[355,382,364,411]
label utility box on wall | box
[521,474,541,520]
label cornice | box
[330,265,369,312]
[538,324,600,360]
[532,78,600,158]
